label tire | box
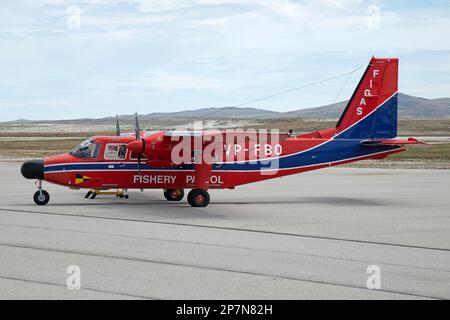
[33,190,50,205]
[187,189,210,207]
[164,189,184,201]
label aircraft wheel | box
[164,189,184,201]
[187,189,210,207]
[33,190,50,205]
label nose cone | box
[21,159,44,180]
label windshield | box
[70,139,100,159]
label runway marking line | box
[1,221,449,274]
[1,207,449,252]
[0,274,156,300]
[0,242,442,300]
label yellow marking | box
[75,175,92,185]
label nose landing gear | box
[33,180,50,205]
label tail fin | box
[336,57,398,139]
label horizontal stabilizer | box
[360,137,428,146]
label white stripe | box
[45,93,398,168]
[336,91,398,136]
[213,148,402,172]
[214,91,398,164]
[45,148,401,174]
[46,169,194,173]
[44,161,140,167]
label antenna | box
[134,113,144,172]
[115,115,120,136]
[134,113,140,139]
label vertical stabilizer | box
[336,57,398,139]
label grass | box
[1,118,449,136]
[389,143,450,161]
[248,118,450,136]
[1,139,449,167]
[0,131,114,137]
[397,119,450,136]
[0,139,83,158]
[0,119,449,168]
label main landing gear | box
[33,180,50,205]
[163,189,184,201]
[187,189,210,207]
[163,188,210,207]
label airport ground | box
[0,163,449,299]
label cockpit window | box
[70,139,100,159]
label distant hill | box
[282,101,346,119]
[286,93,450,119]
[144,107,280,119]
[3,93,450,124]
[396,93,450,118]
[140,93,450,120]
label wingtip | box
[408,137,430,146]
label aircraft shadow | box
[20,196,394,207]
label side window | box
[129,152,147,160]
[90,143,101,159]
[104,144,127,160]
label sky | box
[0,0,449,121]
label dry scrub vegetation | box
[1,118,449,168]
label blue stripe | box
[44,141,398,173]
[336,93,397,139]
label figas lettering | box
[357,69,379,116]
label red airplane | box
[21,57,425,207]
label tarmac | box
[0,162,449,299]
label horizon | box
[2,91,448,123]
[1,1,450,121]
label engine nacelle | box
[146,159,174,168]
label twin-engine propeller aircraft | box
[21,57,426,207]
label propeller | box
[115,114,120,136]
[126,113,146,172]
[127,114,169,171]
[134,112,140,140]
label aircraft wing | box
[161,131,290,143]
